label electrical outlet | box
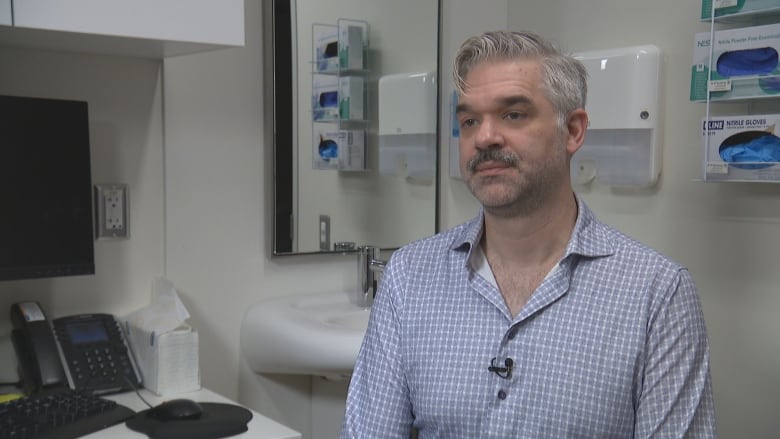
[319,215,330,251]
[95,184,129,239]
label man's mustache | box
[467,149,519,173]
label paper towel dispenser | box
[378,71,437,179]
[573,45,663,187]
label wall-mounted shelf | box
[696,1,780,183]
[700,0,780,23]
[310,19,370,172]
[309,67,370,76]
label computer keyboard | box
[0,388,136,439]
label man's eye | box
[505,111,526,121]
[460,118,477,129]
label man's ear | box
[565,109,588,155]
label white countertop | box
[82,387,301,439]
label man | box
[341,30,716,438]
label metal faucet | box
[357,246,386,307]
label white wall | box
[0,47,166,378]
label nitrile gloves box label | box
[701,0,780,20]
[690,23,780,102]
[701,114,780,181]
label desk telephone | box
[10,301,142,395]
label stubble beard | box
[464,139,569,218]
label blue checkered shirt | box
[341,197,716,438]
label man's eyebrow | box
[498,95,533,107]
[455,95,533,114]
[455,102,472,114]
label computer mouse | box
[146,398,203,421]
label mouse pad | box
[125,402,253,439]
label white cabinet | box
[0,0,11,26]
[13,0,243,46]
[0,0,244,58]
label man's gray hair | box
[453,30,588,128]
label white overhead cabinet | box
[1,0,244,58]
[12,0,244,46]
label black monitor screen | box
[0,95,95,281]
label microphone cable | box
[488,357,514,379]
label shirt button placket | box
[506,324,519,340]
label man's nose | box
[474,117,503,150]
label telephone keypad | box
[52,314,140,394]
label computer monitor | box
[0,94,95,281]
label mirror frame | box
[268,0,442,256]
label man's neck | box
[481,192,578,269]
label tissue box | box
[701,0,780,19]
[701,113,780,181]
[125,322,200,396]
[313,128,366,171]
[690,23,780,102]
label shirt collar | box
[450,193,615,264]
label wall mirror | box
[269,0,441,255]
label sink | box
[325,312,370,331]
[240,291,370,377]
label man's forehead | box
[459,58,542,91]
[457,61,543,106]
[456,95,533,114]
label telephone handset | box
[10,301,142,395]
[10,302,67,392]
